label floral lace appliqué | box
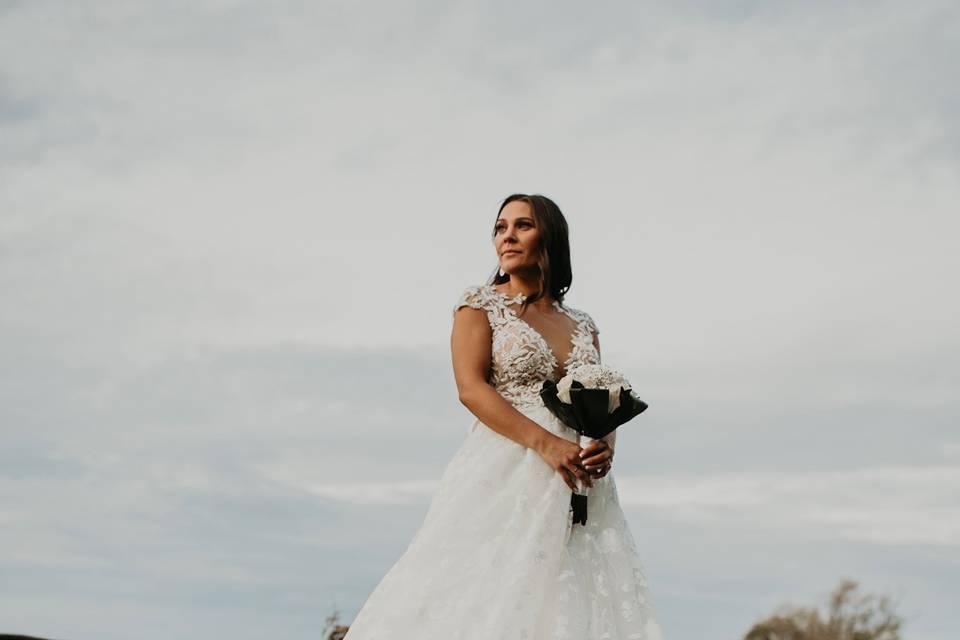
[453,284,601,410]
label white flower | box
[555,363,632,413]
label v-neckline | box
[489,284,582,380]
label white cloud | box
[2,1,959,639]
[290,480,439,506]
[279,465,960,546]
[617,465,960,547]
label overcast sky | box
[1,1,958,639]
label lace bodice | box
[453,283,601,409]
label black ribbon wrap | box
[540,379,649,526]
[571,493,589,525]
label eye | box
[494,220,532,233]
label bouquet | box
[540,363,649,526]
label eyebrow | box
[495,217,535,224]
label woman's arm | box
[450,306,592,490]
[450,306,552,452]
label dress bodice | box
[453,283,601,409]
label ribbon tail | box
[570,492,588,525]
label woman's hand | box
[536,434,594,491]
[580,438,614,479]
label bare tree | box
[322,607,350,640]
[744,579,903,640]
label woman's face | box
[494,200,540,275]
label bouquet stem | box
[571,434,595,525]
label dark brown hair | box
[488,193,572,314]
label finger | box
[562,468,577,491]
[580,438,610,457]
[579,441,603,457]
[565,462,585,488]
[571,464,594,488]
[579,440,608,458]
[572,462,588,480]
[582,450,612,467]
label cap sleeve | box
[452,284,486,317]
[584,311,599,336]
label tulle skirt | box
[344,403,665,640]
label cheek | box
[522,230,540,252]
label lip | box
[502,250,522,256]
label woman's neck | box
[500,274,553,304]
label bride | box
[343,194,664,640]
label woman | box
[344,194,664,640]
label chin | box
[502,258,525,270]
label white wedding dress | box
[344,284,664,640]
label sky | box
[1,1,958,639]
